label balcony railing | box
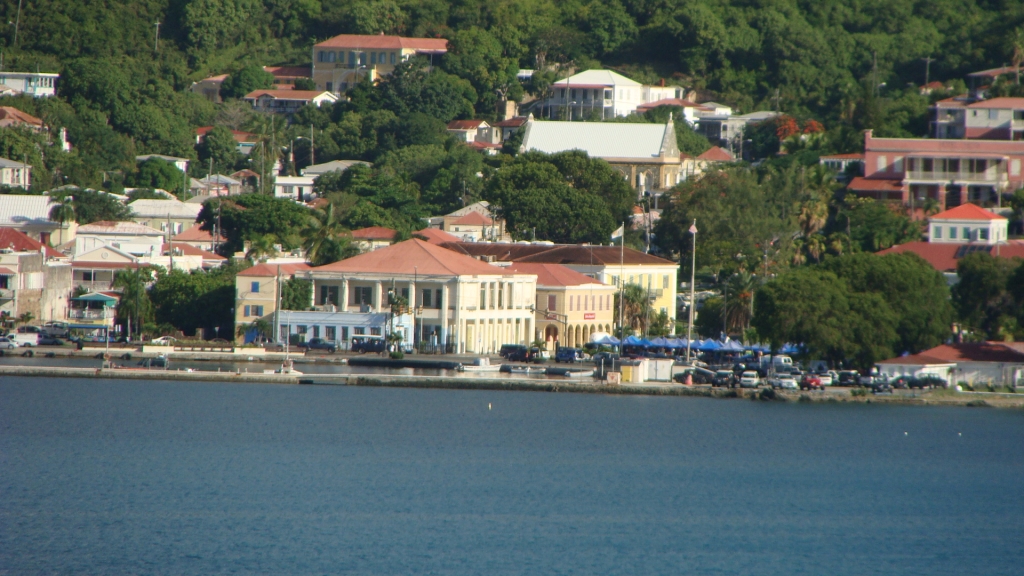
[68,309,113,320]
[906,169,1006,184]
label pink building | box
[932,97,1024,140]
[849,129,1024,210]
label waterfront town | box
[0,11,1023,392]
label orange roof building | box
[505,262,616,348]
[311,34,448,94]
[876,342,1024,387]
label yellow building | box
[444,243,679,328]
[234,262,311,341]
[312,34,448,94]
[506,263,616,348]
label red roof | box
[314,238,517,276]
[0,106,43,127]
[244,90,331,101]
[493,117,529,128]
[505,263,607,287]
[848,177,904,192]
[238,262,311,278]
[820,153,864,160]
[196,126,260,143]
[0,227,63,258]
[877,241,1024,272]
[263,66,311,78]
[350,226,397,240]
[451,212,493,226]
[468,141,501,150]
[162,243,225,261]
[173,224,216,242]
[929,203,1006,221]
[878,342,1024,365]
[447,120,486,130]
[967,97,1024,109]
[411,227,462,245]
[0,266,17,275]
[314,34,447,52]
[697,146,734,162]
[637,98,709,111]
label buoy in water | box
[488,403,492,410]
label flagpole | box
[685,219,697,363]
[619,221,625,341]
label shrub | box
[851,387,868,397]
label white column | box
[374,280,383,312]
[440,282,450,348]
[340,278,348,312]
[409,279,416,344]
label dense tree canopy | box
[952,254,1024,341]
[196,194,311,254]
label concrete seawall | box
[2,366,1022,408]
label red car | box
[800,373,823,390]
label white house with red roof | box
[877,203,1024,279]
[189,74,228,103]
[195,126,260,155]
[819,153,864,181]
[350,226,397,252]
[926,203,1009,244]
[537,70,684,119]
[876,342,1024,387]
[446,119,499,144]
[0,228,71,325]
[505,262,615,348]
[312,34,448,94]
[243,90,338,115]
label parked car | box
[712,370,736,387]
[297,338,337,353]
[800,373,824,390]
[351,336,386,354]
[38,336,65,346]
[739,370,761,388]
[151,336,177,345]
[838,370,860,386]
[555,347,584,363]
[41,321,70,338]
[0,336,19,349]
[500,344,528,359]
[768,375,798,390]
[817,372,834,386]
[911,374,948,389]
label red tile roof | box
[0,227,63,258]
[162,243,225,261]
[411,227,462,245]
[238,262,311,278]
[637,98,710,111]
[878,342,1024,365]
[173,224,216,242]
[505,263,607,287]
[848,177,904,192]
[244,90,331,101]
[447,120,486,130]
[0,106,43,128]
[314,239,516,276]
[966,97,1024,109]
[820,153,864,160]
[697,146,734,162]
[314,34,448,52]
[877,241,1024,272]
[514,245,675,266]
[451,211,493,226]
[930,203,1006,221]
[196,126,260,143]
[263,66,311,78]
[0,266,17,275]
[468,141,501,150]
[350,226,397,240]
[493,117,529,128]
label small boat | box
[500,364,546,374]
[545,367,595,378]
[460,357,502,373]
[275,359,303,375]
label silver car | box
[0,336,20,349]
[740,370,760,388]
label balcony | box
[906,168,1006,185]
[68,309,113,320]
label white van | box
[11,326,42,347]
[759,355,793,371]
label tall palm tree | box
[245,234,279,262]
[806,235,826,263]
[614,283,650,335]
[302,203,357,266]
[724,272,756,333]
[1011,27,1024,85]
[797,198,829,238]
[48,191,76,245]
[792,239,807,266]
[16,311,35,327]
[113,267,155,337]
[827,232,849,256]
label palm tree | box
[792,239,807,265]
[1011,27,1024,85]
[236,318,272,344]
[614,283,650,336]
[16,311,35,327]
[245,234,279,262]
[302,203,357,266]
[827,232,849,256]
[797,198,829,238]
[724,272,756,333]
[922,197,941,217]
[113,267,155,338]
[48,191,76,245]
[806,234,826,263]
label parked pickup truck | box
[297,338,337,353]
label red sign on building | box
[584,313,595,320]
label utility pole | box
[13,0,22,47]
[872,51,879,96]
[154,21,161,52]
[167,213,174,272]
[685,220,697,363]
[922,56,935,87]
[310,125,314,166]
[772,88,781,113]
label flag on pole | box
[611,225,624,240]
[689,222,698,234]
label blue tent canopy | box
[696,339,721,351]
[592,334,620,346]
[623,335,652,347]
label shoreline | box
[2,365,1022,408]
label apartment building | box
[311,34,448,94]
[536,70,683,119]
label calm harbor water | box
[2,376,1022,575]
